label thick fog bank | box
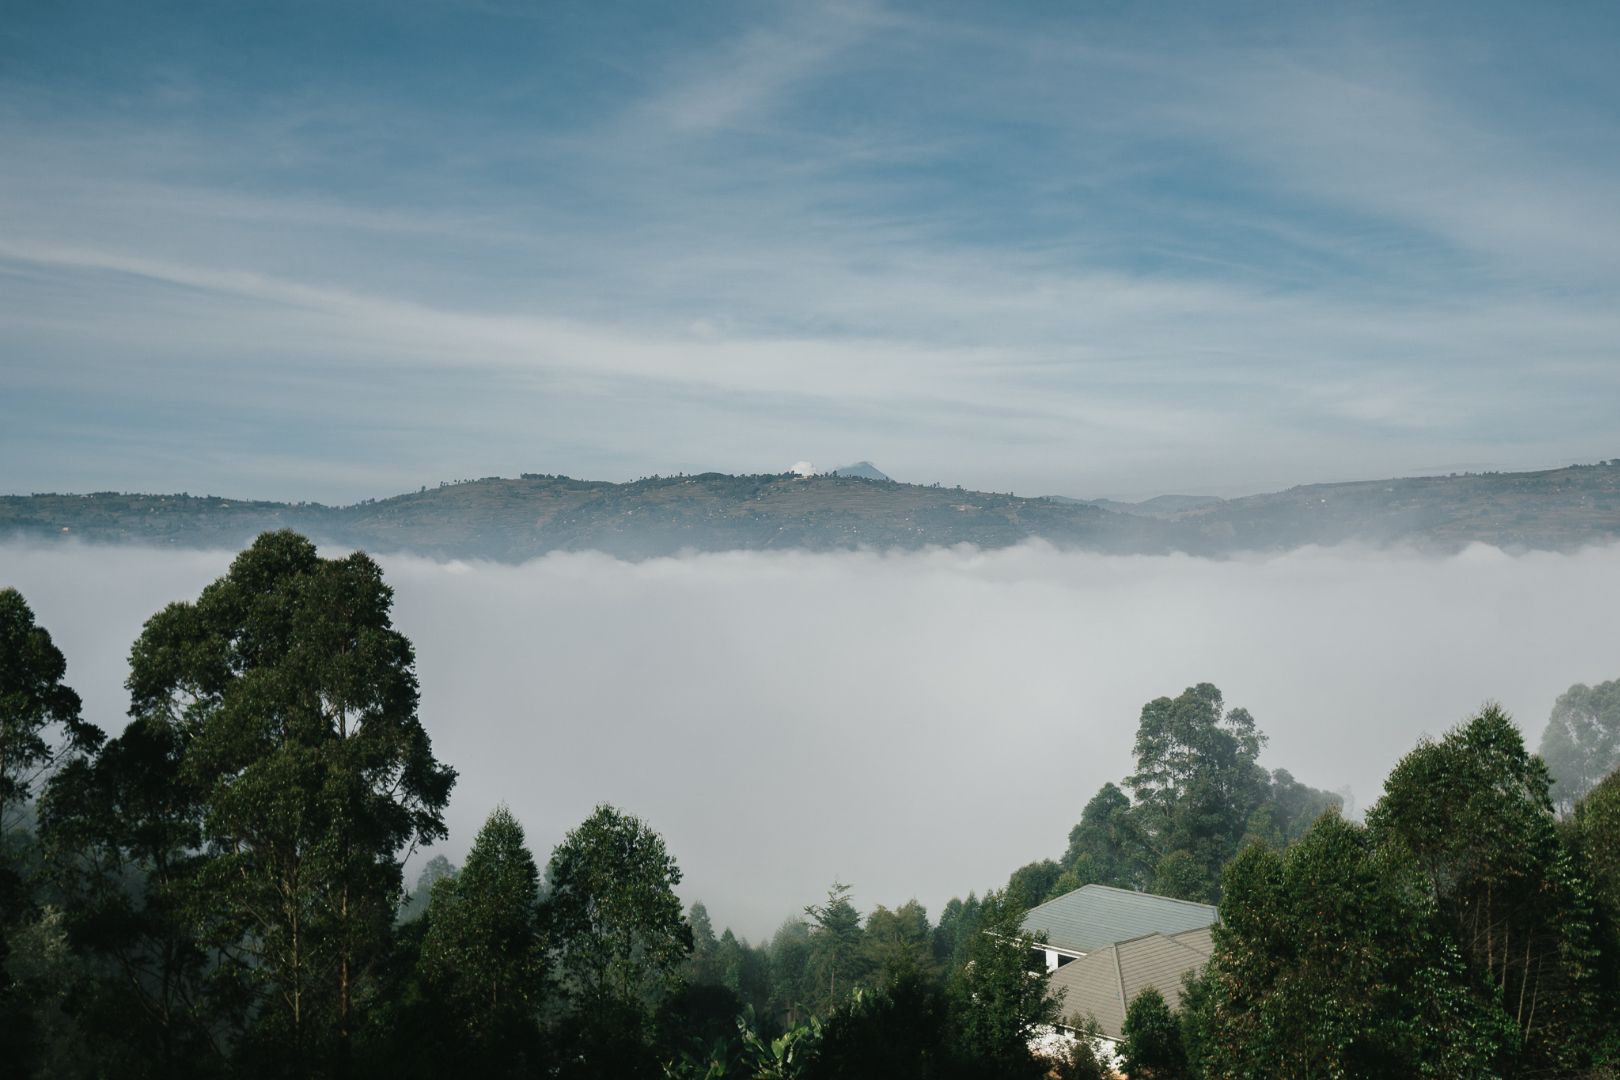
[5,539,1618,940]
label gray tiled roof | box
[1021,884,1217,954]
[1047,926,1214,1040]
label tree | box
[1202,814,1509,1077]
[861,900,934,986]
[947,889,1056,1078]
[419,805,543,1063]
[932,893,982,974]
[398,854,456,924]
[804,975,953,1080]
[1566,770,1620,1065]
[1005,860,1062,910]
[686,902,721,986]
[1125,683,1270,902]
[2,906,95,1078]
[1119,987,1187,1079]
[38,700,221,1077]
[1368,704,1603,1074]
[1,588,102,1074]
[0,587,102,834]
[803,881,864,1008]
[1571,769,1620,931]
[1242,768,1341,849]
[541,804,691,1078]
[1540,679,1620,812]
[115,530,454,1071]
[543,803,691,1012]
[768,917,816,1024]
[1059,782,1141,891]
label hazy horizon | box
[3,451,1610,507]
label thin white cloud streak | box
[1155,52,1620,279]
[4,4,1620,498]
[642,1,879,135]
[5,539,1618,940]
[5,233,1618,424]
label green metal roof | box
[1020,883,1217,955]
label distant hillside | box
[1078,494,1226,518]
[4,462,1618,560]
[0,473,1168,561]
[1168,462,1620,552]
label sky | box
[3,1,1620,502]
[8,537,1619,939]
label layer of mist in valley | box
[6,537,1618,940]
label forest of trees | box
[3,530,1619,1077]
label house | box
[1021,885,1219,1069]
[1021,883,1216,972]
[1047,925,1213,1053]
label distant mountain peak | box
[830,461,891,481]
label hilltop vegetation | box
[3,461,1620,560]
[0,473,1164,560]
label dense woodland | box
[3,531,1619,1077]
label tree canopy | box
[0,587,101,829]
[543,802,692,1011]
[1368,704,1604,1074]
[1540,678,1620,812]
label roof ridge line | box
[1039,882,1217,912]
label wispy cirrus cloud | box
[2,1,1618,500]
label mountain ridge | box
[4,461,1619,561]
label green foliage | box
[1568,770,1620,1066]
[1004,859,1062,910]
[419,806,544,1063]
[1369,704,1603,1074]
[1120,987,1188,1079]
[1056,686,1339,906]
[34,531,456,1077]
[946,890,1056,1078]
[1243,768,1343,849]
[861,900,936,987]
[398,853,455,924]
[931,893,982,973]
[1151,849,1207,901]
[740,1009,823,1080]
[543,803,692,1015]
[803,881,864,1009]
[1540,678,1620,812]
[37,705,222,1077]
[1573,769,1620,930]
[0,587,101,828]
[1049,1015,1111,1080]
[2,906,93,1079]
[686,901,721,986]
[804,977,955,1080]
[1126,683,1271,902]
[767,917,816,1024]
[0,589,102,1076]
[1176,969,1216,1080]
[1203,814,1511,1077]
[131,531,456,1071]
[729,930,771,1010]
[1059,782,1141,891]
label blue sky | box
[3,0,1619,502]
